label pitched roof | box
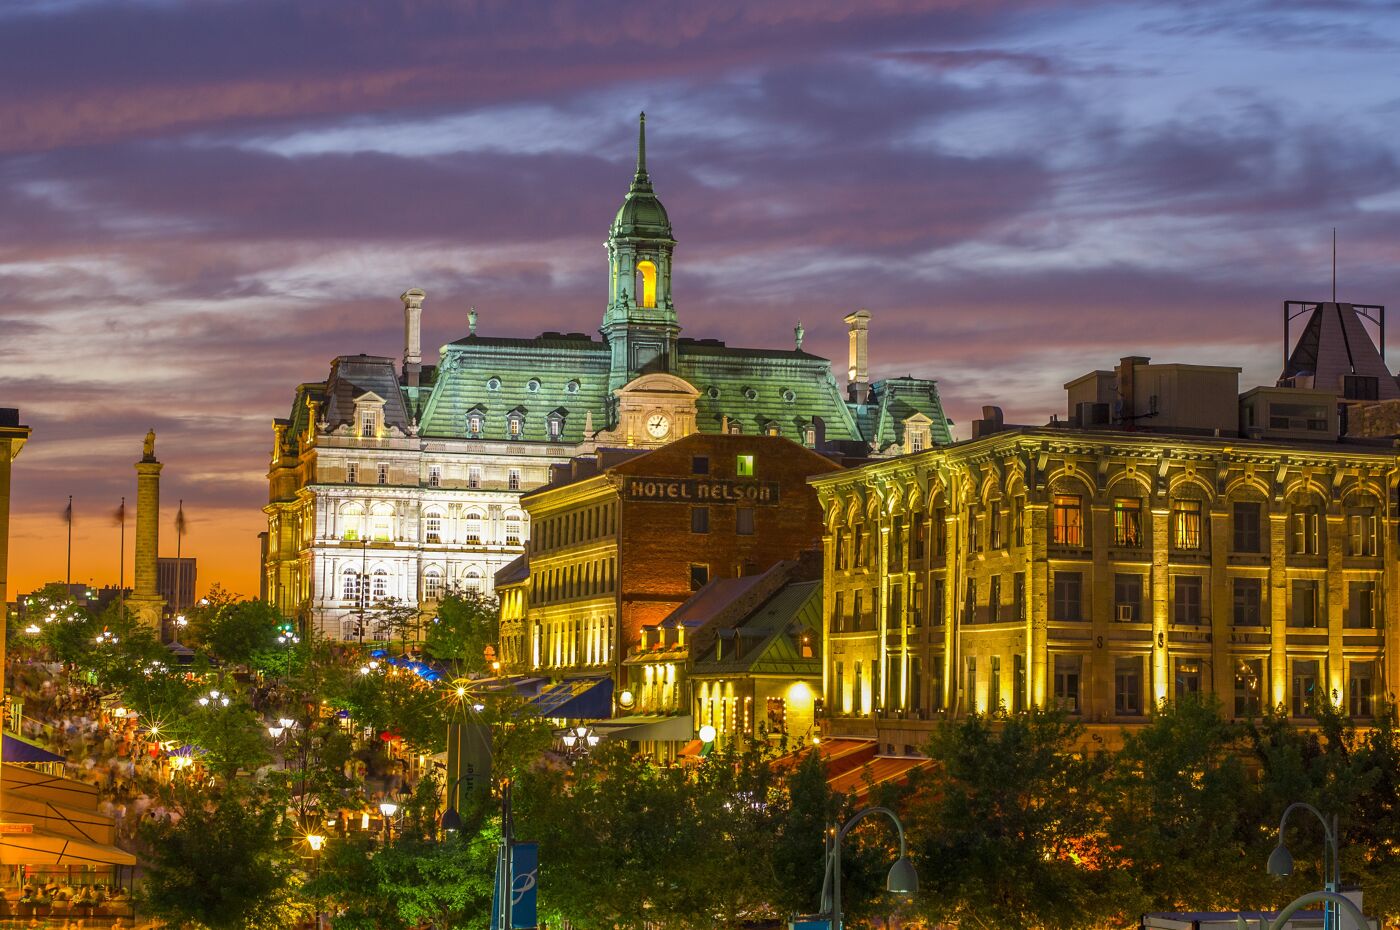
[1281,302,1399,399]
[866,376,953,453]
[321,355,414,432]
[692,579,822,676]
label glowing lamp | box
[562,733,578,748]
[617,689,635,709]
[379,802,398,819]
[268,726,284,739]
[586,733,600,747]
[279,718,295,729]
[306,834,326,852]
[698,725,717,743]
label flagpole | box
[65,495,72,587]
[119,496,126,612]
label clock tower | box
[601,112,680,393]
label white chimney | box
[844,309,871,404]
[401,288,425,387]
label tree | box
[424,590,499,671]
[200,599,285,671]
[905,709,1122,930]
[1105,696,1261,915]
[327,660,449,754]
[140,784,309,930]
[169,694,271,781]
[364,597,422,655]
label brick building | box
[812,358,1400,754]
[497,433,842,698]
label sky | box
[3,0,1400,598]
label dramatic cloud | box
[4,0,1400,595]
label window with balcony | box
[1171,499,1203,550]
[1052,495,1083,546]
[1112,497,1143,547]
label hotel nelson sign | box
[623,477,781,505]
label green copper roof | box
[866,376,953,453]
[612,113,673,241]
[677,340,864,444]
[692,579,823,677]
[418,334,611,443]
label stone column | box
[128,429,166,630]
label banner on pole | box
[510,842,539,930]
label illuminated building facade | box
[496,433,840,696]
[266,116,948,638]
[813,360,1400,753]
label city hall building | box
[264,115,949,638]
[814,347,1400,753]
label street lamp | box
[379,801,399,843]
[558,724,600,756]
[1268,802,1342,930]
[815,806,918,930]
[197,689,230,708]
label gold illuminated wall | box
[811,428,1399,751]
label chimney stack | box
[1116,356,1148,430]
[844,309,871,404]
[401,288,425,387]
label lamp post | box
[1267,802,1342,930]
[557,724,599,758]
[378,800,399,844]
[815,806,918,930]
[305,834,326,930]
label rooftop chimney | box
[401,288,425,387]
[1116,356,1149,430]
[844,309,871,404]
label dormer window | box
[728,420,742,435]
[802,423,816,447]
[763,420,780,437]
[507,412,524,438]
[527,379,541,393]
[547,414,564,440]
[467,412,483,437]
[360,410,377,438]
[353,392,387,440]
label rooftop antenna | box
[1332,227,1337,302]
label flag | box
[113,499,125,525]
[175,501,187,536]
[62,497,72,523]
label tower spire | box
[633,111,650,189]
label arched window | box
[423,512,443,544]
[636,260,657,308]
[464,512,482,545]
[505,516,522,547]
[342,568,362,602]
[370,505,393,542]
[424,568,444,601]
[372,569,389,601]
[464,570,482,593]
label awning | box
[0,827,136,867]
[591,714,693,743]
[527,676,614,719]
[3,735,65,765]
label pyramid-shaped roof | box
[1280,302,1399,400]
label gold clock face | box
[646,413,671,438]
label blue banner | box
[510,842,539,929]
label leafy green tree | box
[140,784,310,930]
[200,599,285,670]
[327,660,449,753]
[1105,696,1261,915]
[768,748,851,918]
[366,597,424,655]
[424,590,499,671]
[169,694,271,781]
[905,709,1122,930]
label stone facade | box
[267,116,949,638]
[811,426,1400,753]
[497,433,841,691]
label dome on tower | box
[612,112,674,240]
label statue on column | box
[142,428,157,462]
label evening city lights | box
[3,2,1400,929]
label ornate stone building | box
[265,116,949,638]
[813,364,1400,753]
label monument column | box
[1,408,32,830]
[128,429,165,629]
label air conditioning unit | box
[1117,605,1134,622]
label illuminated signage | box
[623,478,780,504]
